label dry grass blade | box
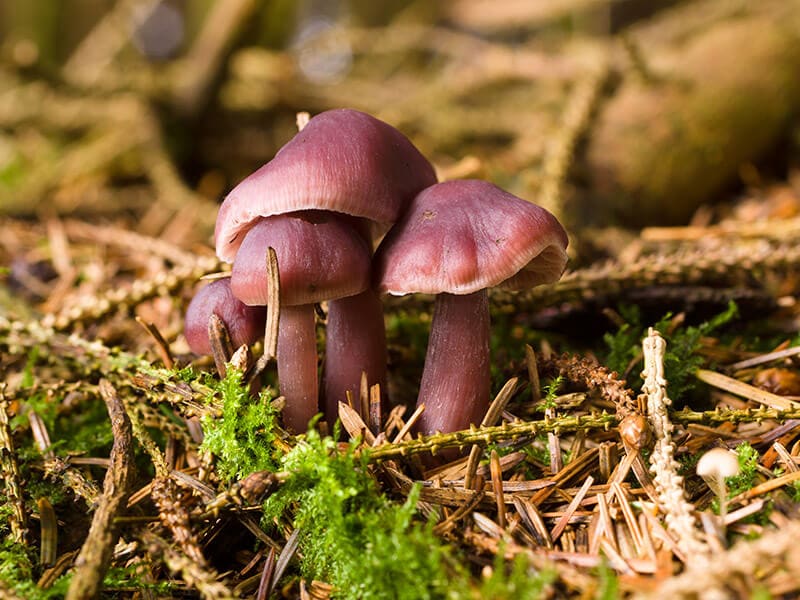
[256,547,277,600]
[271,529,302,597]
[696,368,799,410]
[551,475,594,542]
[67,379,134,600]
[208,313,235,378]
[264,246,281,361]
[391,404,425,444]
[728,345,800,370]
[729,470,800,505]
[489,449,506,529]
[338,401,375,445]
[135,315,175,369]
[464,378,519,489]
[37,497,57,567]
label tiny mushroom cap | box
[696,447,740,480]
[373,179,568,436]
[230,210,371,306]
[184,278,266,355]
[214,108,437,263]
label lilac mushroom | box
[184,278,266,356]
[214,108,436,427]
[230,211,371,433]
[374,180,569,436]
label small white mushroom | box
[697,447,740,480]
[697,447,740,521]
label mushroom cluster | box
[185,108,568,436]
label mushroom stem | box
[415,290,490,436]
[276,304,318,433]
[323,289,387,426]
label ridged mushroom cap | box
[184,278,266,355]
[374,180,568,296]
[231,211,371,306]
[215,108,437,262]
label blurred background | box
[2,0,800,327]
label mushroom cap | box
[374,180,568,296]
[215,108,437,262]
[696,447,740,479]
[231,211,371,306]
[184,278,266,355]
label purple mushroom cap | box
[184,278,266,355]
[214,108,437,263]
[230,210,371,306]
[375,179,569,296]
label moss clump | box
[263,429,452,599]
[200,367,281,481]
[604,301,738,400]
[263,429,555,599]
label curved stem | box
[277,304,318,433]
[416,291,490,436]
[323,289,387,427]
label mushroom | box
[230,210,371,432]
[184,278,266,355]
[374,179,569,435]
[214,108,436,427]
[696,447,740,522]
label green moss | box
[604,301,738,400]
[264,429,555,599]
[593,559,621,600]
[476,552,555,599]
[0,539,70,600]
[200,367,281,481]
[263,429,451,599]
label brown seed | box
[619,414,651,449]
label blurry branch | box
[172,0,258,115]
[492,238,800,310]
[63,0,161,88]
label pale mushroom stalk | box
[417,291,490,434]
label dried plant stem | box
[0,385,27,543]
[143,532,237,600]
[496,239,800,309]
[538,353,638,419]
[538,57,608,227]
[64,219,202,266]
[43,256,220,330]
[640,520,800,599]
[67,380,134,600]
[366,403,800,462]
[62,0,159,87]
[151,476,208,566]
[0,316,215,415]
[642,328,708,560]
[369,413,617,461]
